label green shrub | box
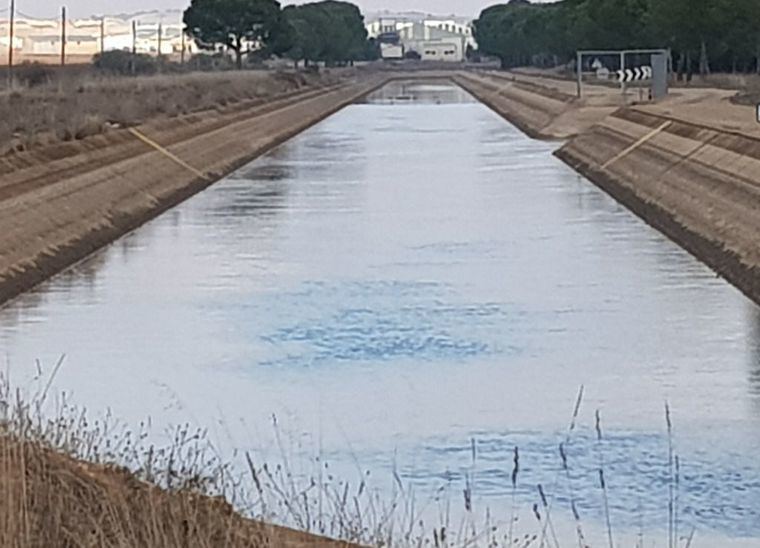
[93,50,157,76]
[187,53,234,72]
[16,62,55,87]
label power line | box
[16,9,63,20]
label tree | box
[183,0,281,69]
[278,1,370,67]
[475,0,760,76]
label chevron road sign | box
[617,66,653,83]
[577,49,670,99]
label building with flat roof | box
[365,13,475,62]
[0,10,195,64]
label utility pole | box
[7,0,15,89]
[100,16,105,54]
[60,6,66,67]
[620,51,626,95]
[157,22,162,59]
[131,19,136,75]
[131,20,136,55]
[180,23,185,65]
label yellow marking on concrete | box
[128,127,209,180]
[602,121,673,169]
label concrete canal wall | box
[459,70,760,306]
[3,69,760,308]
[452,71,577,139]
[0,74,388,306]
[556,110,760,305]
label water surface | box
[1,82,759,544]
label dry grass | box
[0,368,359,548]
[0,69,339,156]
[0,361,447,547]
[0,362,703,548]
[0,439,343,547]
[725,74,760,105]
[0,359,510,547]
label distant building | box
[0,10,195,64]
[376,30,403,60]
[380,43,404,60]
[365,12,475,62]
[397,22,466,62]
[27,34,99,56]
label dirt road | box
[458,69,757,140]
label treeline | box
[475,0,760,76]
[183,0,376,69]
[273,2,377,67]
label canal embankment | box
[4,68,760,310]
[452,70,620,139]
[0,387,360,548]
[458,70,760,306]
[0,72,389,307]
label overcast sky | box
[18,0,496,19]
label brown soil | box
[0,72,388,307]
[0,437,359,547]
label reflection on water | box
[362,81,468,105]
[750,309,760,400]
[1,82,760,542]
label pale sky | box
[17,0,495,19]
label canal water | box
[1,82,759,544]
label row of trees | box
[474,0,760,76]
[272,2,376,67]
[183,0,375,69]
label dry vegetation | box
[0,440,354,548]
[0,367,360,548]
[0,366,701,548]
[725,74,760,104]
[0,362,450,547]
[0,68,341,156]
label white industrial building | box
[397,22,466,62]
[365,13,475,62]
[0,10,194,63]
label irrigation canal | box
[1,81,759,544]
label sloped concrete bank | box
[556,110,760,304]
[0,74,389,306]
[459,70,760,305]
[452,71,575,139]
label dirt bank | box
[461,69,760,305]
[0,436,358,547]
[0,72,388,306]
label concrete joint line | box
[128,127,210,181]
[653,134,720,183]
[601,121,673,170]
